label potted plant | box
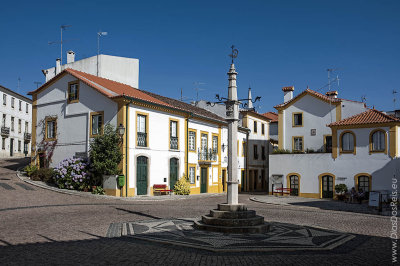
[335,183,348,201]
[89,124,123,193]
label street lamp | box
[117,123,125,142]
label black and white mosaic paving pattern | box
[107,218,355,252]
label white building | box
[29,65,248,196]
[270,87,399,198]
[0,85,32,158]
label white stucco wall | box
[45,55,139,89]
[341,100,368,119]
[283,94,336,151]
[35,74,118,166]
[0,89,32,158]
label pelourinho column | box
[226,63,239,205]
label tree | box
[89,124,123,185]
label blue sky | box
[0,0,399,112]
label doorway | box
[200,167,207,193]
[322,175,334,198]
[136,156,148,195]
[241,170,245,192]
[10,138,13,157]
[169,158,178,190]
[222,169,226,192]
[289,175,299,196]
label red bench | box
[153,184,173,195]
[273,187,292,196]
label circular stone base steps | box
[193,203,270,234]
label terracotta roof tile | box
[261,112,278,122]
[274,89,341,109]
[328,109,400,127]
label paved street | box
[0,159,396,265]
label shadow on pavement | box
[115,207,162,220]
[0,157,30,171]
[288,200,375,215]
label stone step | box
[193,220,270,234]
[218,203,247,212]
[210,209,256,219]
[202,215,265,227]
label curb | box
[16,168,223,202]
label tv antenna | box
[48,25,73,65]
[393,90,398,110]
[17,77,21,93]
[34,82,42,89]
[361,95,367,103]
[327,68,339,91]
[193,82,206,102]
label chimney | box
[247,87,253,109]
[326,91,338,98]
[67,50,75,64]
[282,86,294,102]
[55,58,61,74]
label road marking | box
[0,183,15,190]
[15,183,35,190]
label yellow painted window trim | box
[169,118,180,150]
[211,133,219,162]
[237,140,240,156]
[318,173,335,199]
[369,129,387,154]
[188,163,197,187]
[200,131,209,149]
[339,130,356,155]
[354,173,372,192]
[89,111,104,138]
[45,117,57,141]
[292,112,304,127]
[188,128,197,153]
[242,141,246,157]
[286,173,301,195]
[212,165,219,185]
[323,134,332,153]
[292,136,304,152]
[67,80,80,104]
[135,111,149,148]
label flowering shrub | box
[53,158,90,191]
[173,175,191,195]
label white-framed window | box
[11,117,14,131]
[68,82,79,103]
[189,167,195,184]
[342,132,354,152]
[170,120,178,149]
[46,118,57,140]
[189,131,196,151]
[19,100,22,111]
[212,135,218,153]
[137,114,147,147]
[371,130,385,151]
[11,97,15,108]
[25,121,29,133]
[201,133,208,150]
[91,112,103,136]
[2,114,6,126]
[293,137,303,151]
[26,103,29,113]
[18,119,21,133]
[3,94,6,106]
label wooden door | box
[169,158,178,190]
[10,139,13,157]
[290,175,299,196]
[136,156,148,195]
[322,175,333,198]
[222,169,226,192]
[200,167,207,193]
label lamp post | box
[117,123,125,143]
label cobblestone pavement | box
[0,159,396,265]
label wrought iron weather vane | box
[229,45,238,64]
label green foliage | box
[272,149,291,154]
[335,184,348,194]
[31,168,54,183]
[91,186,105,195]
[173,175,191,195]
[24,165,38,177]
[89,124,123,185]
[53,158,90,191]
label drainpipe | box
[245,129,249,192]
[125,102,129,197]
[186,114,192,177]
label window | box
[254,121,257,133]
[136,114,147,147]
[24,143,28,154]
[293,113,303,127]
[262,146,266,160]
[293,136,303,151]
[201,133,208,150]
[2,138,5,150]
[370,130,385,152]
[261,123,265,135]
[189,167,195,184]
[253,145,258,160]
[18,140,21,151]
[358,176,370,192]
[2,114,5,126]
[26,103,29,113]
[45,118,57,140]
[19,100,22,111]
[341,132,355,152]
[2,94,6,106]
[25,121,28,133]
[11,97,15,108]
[90,112,103,137]
[242,142,246,157]
[68,81,79,103]
[18,119,21,133]
[189,131,196,151]
[170,120,178,149]
[10,117,14,131]
[212,135,218,153]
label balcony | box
[170,136,178,150]
[1,127,10,136]
[198,148,217,163]
[137,132,147,147]
[24,132,31,141]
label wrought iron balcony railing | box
[1,127,10,136]
[24,132,31,141]
[170,136,178,150]
[198,148,217,161]
[137,132,147,147]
